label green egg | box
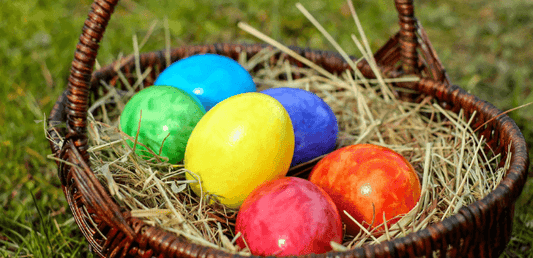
[120,86,206,163]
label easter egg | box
[119,86,205,163]
[235,177,343,256]
[154,53,256,111]
[261,87,338,166]
[309,144,421,236]
[184,93,294,209]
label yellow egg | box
[184,92,294,209]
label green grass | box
[0,0,532,257]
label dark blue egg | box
[261,87,338,167]
[154,54,256,111]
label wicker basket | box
[47,0,529,257]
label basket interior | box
[57,42,518,256]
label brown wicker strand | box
[65,0,118,164]
[415,23,451,84]
[64,184,106,257]
[63,140,136,242]
[48,90,68,166]
[394,0,418,75]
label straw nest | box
[47,2,511,256]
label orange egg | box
[309,144,421,236]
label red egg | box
[235,177,343,256]
[308,144,421,236]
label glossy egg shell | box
[309,144,421,236]
[236,177,343,256]
[154,53,256,111]
[184,92,294,209]
[119,86,206,163]
[261,87,338,167]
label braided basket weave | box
[48,0,529,257]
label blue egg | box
[261,87,338,167]
[154,54,256,111]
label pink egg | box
[235,177,343,256]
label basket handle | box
[64,0,418,160]
[394,0,418,74]
[64,0,118,159]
